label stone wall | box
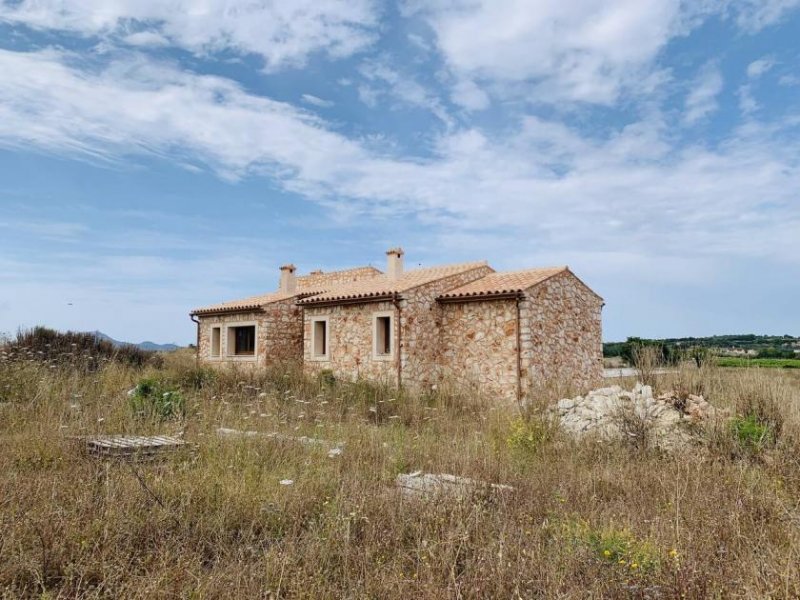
[261,299,304,363]
[520,270,603,394]
[302,300,398,384]
[440,299,519,402]
[398,265,495,389]
[301,265,493,389]
[197,299,303,367]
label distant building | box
[191,248,603,402]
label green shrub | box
[560,518,661,573]
[5,326,163,370]
[586,526,660,572]
[731,413,774,451]
[506,417,551,456]
[129,377,186,420]
[317,369,336,388]
[174,365,218,390]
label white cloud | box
[730,0,800,32]
[358,59,454,126]
[0,47,798,286]
[122,31,170,48]
[738,84,758,114]
[301,94,334,108]
[406,0,696,105]
[0,218,88,240]
[747,57,776,78]
[0,0,378,70]
[0,48,367,181]
[450,78,490,111]
[406,0,800,106]
[684,62,724,124]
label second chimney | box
[279,264,297,293]
[386,247,404,279]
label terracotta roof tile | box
[191,265,382,315]
[299,261,490,304]
[438,267,569,299]
[190,291,295,315]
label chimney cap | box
[386,247,404,256]
[280,264,297,272]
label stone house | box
[191,248,603,402]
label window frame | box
[224,321,258,360]
[310,316,330,361]
[372,310,395,361]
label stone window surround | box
[210,326,221,358]
[221,320,259,361]
[310,315,330,361]
[372,310,395,361]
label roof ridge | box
[298,260,491,305]
[297,264,382,278]
[437,266,572,300]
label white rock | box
[396,472,513,500]
[552,384,714,452]
[557,398,575,411]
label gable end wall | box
[520,270,603,394]
[440,298,519,402]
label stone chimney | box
[386,247,404,279]
[279,264,297,293]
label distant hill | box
[92,331,181,352]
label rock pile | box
[551,384,718,451]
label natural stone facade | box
[520,270,603,395]
[396,265,494,388]
[196,298,302,368]
[302,265,494,388]
[440,299,519,401]
[191,251,603,402]
[303,300,398,383]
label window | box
[210,327,221,357]
[373,312,393,359]
[227,325,256,357]
[312,318,329,359]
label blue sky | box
[0,0,798,345]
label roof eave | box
[190,305,267,317]
[437,291,523,303]
[298,292,397,308]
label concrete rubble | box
[395,471,514,500]
[551,383,720,451]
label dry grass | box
[2,350,800,598]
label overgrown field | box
[2,348,800,598]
